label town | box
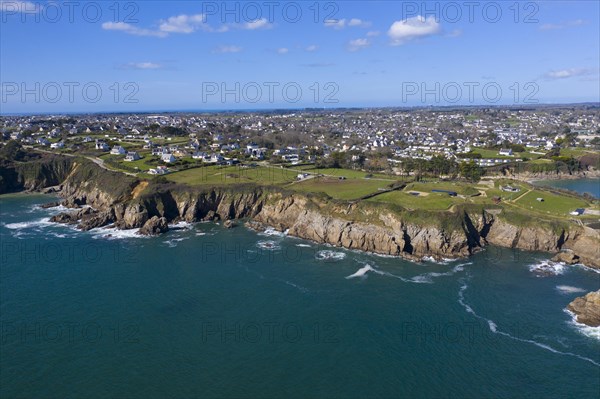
[1,106,598,178]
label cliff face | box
[567,290,600,327]
[3,156,599,268]
[0,156,74,193]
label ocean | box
[534,178,600,198]
[1,194,599,398]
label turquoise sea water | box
[534,178,600,198]
[1,194,599,398]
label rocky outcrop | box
[78,209,116,231]
[3,154,598,268]
[139,216,169,236]
[567,290,600,327]
[50,207,94,224]
[551,251,580,265]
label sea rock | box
[78,209,115,231]
[50,207,94,224]
[224,220,236,229]
[138,216,169,236]
[40,201,60,209]
[551,251,580,265]
[567,290,600,327]
[202,210,220,222]
[117,203,149,229]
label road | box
[27,147,139,177]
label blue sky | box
[0,0,599,114]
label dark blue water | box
[535,178,600,198]
[1,194,599,398]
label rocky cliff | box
[3,156,599,268]
[567,290,600,327]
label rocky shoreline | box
[2,156,599,269]
[567,290,600,327]
[40,181,600,269]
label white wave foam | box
[296,243,312,248]
[89,227,145,240]
[4,218,53,230]
[316,250,346,261]
[409,262,470,283]
[459,277,600,367]
[259,227,287,237]
[421,256,456,265]
[346,264,377,279]
[528,260,567,277]
[565,309,600,341]
[164,237,190,248]
[556,285,587,294]
[257,240,281,251]
[574,264,600,274]
[169,221,193,229]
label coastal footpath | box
[2,154,599,270]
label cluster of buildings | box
[1,107,598,170]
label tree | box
[459,161,483,183]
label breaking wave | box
[257,240,281,251]
[565,309,600,341]
[528,260,567,277]
[316,250,347,261]
[458,277,600,367]
[556,285,587,294]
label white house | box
[124,152,141,162]
[50,142,64,149]
[148,166,169,175]
[110,145,126,155]
[37,137,50,146]
[161,153,176,163]
[95,140,109,151]
[499,148,513,156]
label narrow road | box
[27,147,139,177]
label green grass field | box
[404,181,480,196]
[367,191,461,210]
[166,165,299,186]
[514,190,590,216]
[290,177,394,200]
[299,167,396,180]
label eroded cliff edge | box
[4,156,597,269]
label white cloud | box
[348,38,370,52]
[544,68,596,80]
[305,44,318,52]
[159,14,208,34]
[0,0,39,13]
[102,22,168,38]
[102,14,272,37]
[123,62,164,70]
[325,18,371,29]
[540,19,586,31]
[243,18,272,30]
[348,18,371,28]
[214,45,242,54]
[387,15,441,45]
[277,47,289,54]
